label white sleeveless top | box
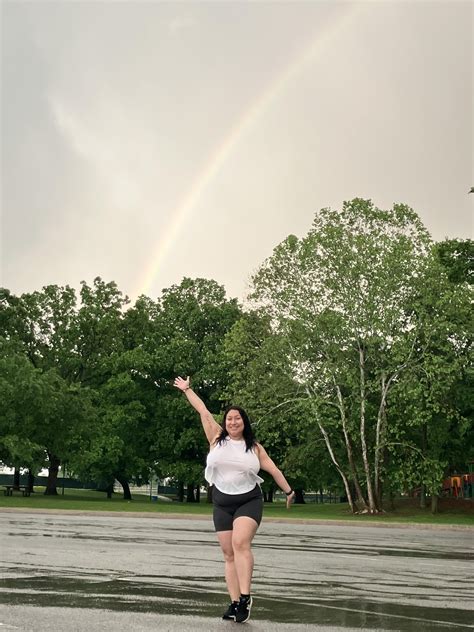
[205,437,264,494]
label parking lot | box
[0,510,472,631]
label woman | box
[173,375,295,624]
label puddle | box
[0,574,472,631]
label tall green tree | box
[0,279,137,496]
[68,279,153,498]
[0,287,97,493]
[70,371,149,499]
[250,199,433,513]
[145,278,241,501]
[0,340,45,475]
[0,337,96,494]
[388,249,473,511]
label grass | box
[0,487,472,526]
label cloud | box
[48,92,146,211]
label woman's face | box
[225,409,245,439]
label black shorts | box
[212,485,263,532]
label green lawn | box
[0,488,472,526]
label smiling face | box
[225,408,245,440]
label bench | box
[3,485,31,497]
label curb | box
[0,507,472,530]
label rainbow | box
[133,3,362,301]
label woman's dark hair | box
[216,405,257,452]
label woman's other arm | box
[256,443,295,509]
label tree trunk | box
[106,482,114,499]
[359,346,378,513]
[116,475,132,500]
[177,481,184,502]
[318,421,356,513]
[27,470,35,493]
[419,485,427,508]
[376,479,383,505]
[305,383,356,513]
[13,468,20,490]
[419,424,428,508]
[374,374,388,507]
[207,485,213,503]
[196,486,200,503]
[263,489,274,502]
[44,454,60,495]
[294,489,305,504]
[336,384,368,510]
[431,494,439,514]
[186,484,196,502]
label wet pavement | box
[0,511,473,631]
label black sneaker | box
[222,601,238,620]
[235,596,252,623]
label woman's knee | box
[217,529,235,561]
[232,534,251,552]
[221,547,235,562]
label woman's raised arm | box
[173,376,222,445]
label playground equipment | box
[442,473,473,498]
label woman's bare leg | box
[217,530,240,601]
[231,516,258,595]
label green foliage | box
[249,199,470,512]
[218,310,334,495]
[0,203,470,509]
[0,337,96,475]
[146,278,242,490]
[435,238,474,284]
[387,253,473,495]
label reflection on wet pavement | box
[0,512,473,631]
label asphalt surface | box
[0,510,473,631]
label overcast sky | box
[1,0,472,304]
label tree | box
[67,280,155,499]
[0,341,46,476]
[144,278,242,501]
[0,337,96,494]
[389,250,473,511]
[0,279,138,496]
[250,199,433,513]
[70,372,149,500]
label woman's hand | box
[173,376,190,392]
[286,491,296,509]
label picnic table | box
[3,485,31,497]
